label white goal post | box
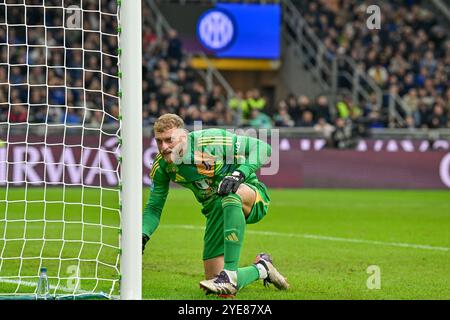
[0,0,142,300]
[120,0,142,300]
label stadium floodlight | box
[0,0,142,300]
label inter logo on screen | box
[197,9,235,51]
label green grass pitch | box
[1,187,449,299]
[145,188,450,300]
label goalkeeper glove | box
[217,170,245,195]
[142,234,150,254]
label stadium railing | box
[4,125,449,140]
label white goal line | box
[0,278,120,299]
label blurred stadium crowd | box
[0,0,449,134]
[0,0,120,127]
[299,0,450,130]
[142,0,450,132]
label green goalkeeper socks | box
[237,265,260,290]
[221,193,260,291]
[221,193,246,271]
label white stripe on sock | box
[255,263,268,280]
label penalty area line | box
[161,224,449,252]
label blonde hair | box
[153,113,185,133]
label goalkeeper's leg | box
[203,256,262,291]
[200,183,286,295]
[203,255,289,293]
[221,187,251,273]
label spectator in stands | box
[336,95,351,119]
[144,98,161,126]
[314,95,332,123]
[420,50,437,75]
[273,101,295,127]
[213,100,232,126]
[286,94,301,124]
[228,90,246,125]
[445,88,450,112]
[207,85,225,109]
[297,111,315,127]
[108,104,120,124]
[62,108,82,125]
[190,81,207,106]
[418,87,434,108]
[32,106,48,124]
[167,29,183,63]
[402,88,419,117]
[349,100,363,122]
[10,67,26,84]
[416,102,431,128]
[184,106,202,125]
[367,107,386,129]
[296,95,312,126]
[90,111,104,128]
[239,90,254,120]
[403,115,417,130]
[249,109,272,129]
[314,117,335,140]
[368,64,389,88]
[247,89,266,113]
[198,94,209,113]
[428,104,448,129]
[330,118,357,149]
[143,26,158,51]
[179,92,192,110]
[202,110,218,126]
[9,105,28,123]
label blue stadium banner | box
[158,2,281,60]
[197,4,281,59]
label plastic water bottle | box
[36,267,50,300]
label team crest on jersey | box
[194,151,215,177]
[167,164,178,173]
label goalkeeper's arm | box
[142,165,170,253]
[234,134,272,178]
[217,135,271,195]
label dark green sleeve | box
[142,165,170,237]
[235,134,272,178]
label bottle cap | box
[40,267,47,273]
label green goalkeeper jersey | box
[142,128,272,237]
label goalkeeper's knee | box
[221,193,243,210]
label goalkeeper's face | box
[155,127,187,164]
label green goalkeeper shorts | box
[201,180,271,261]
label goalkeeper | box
[142,114,289,297]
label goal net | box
[0,0,142,300]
